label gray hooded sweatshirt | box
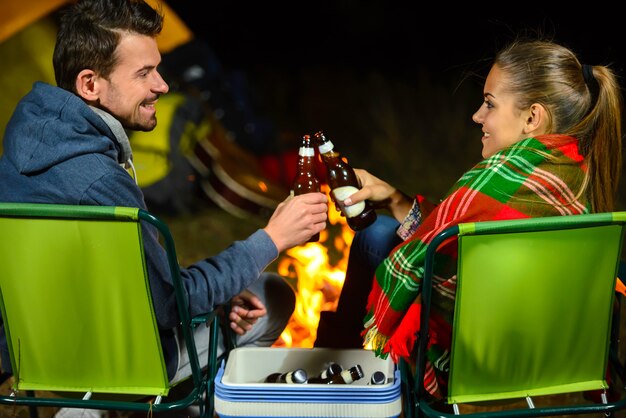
[0,81,278,378]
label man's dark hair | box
[53,0,164,93]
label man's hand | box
[264,192,328,252]
[228,289,267,335]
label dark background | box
[164,5,626,209]
[168,5,625,76]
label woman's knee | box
[352,214,402,261]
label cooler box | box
[214,347,401,418]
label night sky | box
[168,5,625,78]
[163,5,626,195]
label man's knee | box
[259,272,296,320]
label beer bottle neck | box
[317,139,334,154]
[298,146,315,157]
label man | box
[0,0,327,414]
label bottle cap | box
[370,370,386,385]
[328,362,343,375]
[321,362,343,379]
[288,368,308,384]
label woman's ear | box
[75,69,99,102]
[523,103,549,135]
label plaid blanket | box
[363,134,589,398]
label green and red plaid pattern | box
[363,134,590,398]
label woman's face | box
[472,64,531,159]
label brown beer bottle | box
[308,364,364,384]
[290,134,321,242]
[307,362,343,383]
[264,368,308,384]
[314,131,376,231]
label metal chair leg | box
[26,390,39,418]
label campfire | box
[273,184,354,348]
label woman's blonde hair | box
[495,39,623,212]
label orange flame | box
[274,185,354,348]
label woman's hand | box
[343,168,414,222]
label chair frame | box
[0,203,222,417]
[401,212,626,417]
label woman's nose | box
[472,107,483,124]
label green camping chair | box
[401,212,626,417]
[0,203,223,418]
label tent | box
[0,0,288,217]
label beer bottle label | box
[318,140,334,154]
[298,146,315,157]
[333,186,365,218]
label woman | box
[319,38,623,398]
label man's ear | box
[75,69,99,102]
[523,103,549,135]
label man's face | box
[96,33,169,131]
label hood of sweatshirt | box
[3,81,121,175]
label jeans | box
[315,215,402,348]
